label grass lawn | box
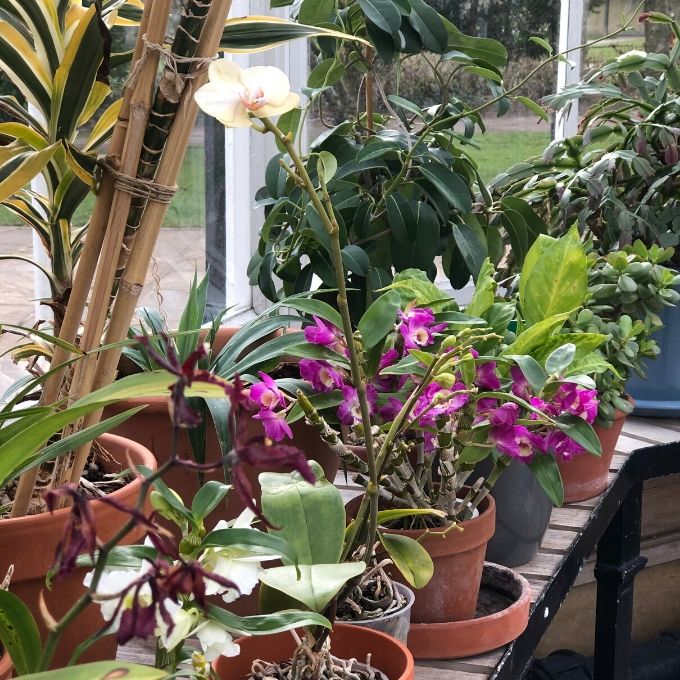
[465,130,551,183]
[0,145,206,228]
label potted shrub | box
[491,10,680,414]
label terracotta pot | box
[213,623,414,680]
[558,405,628,503]
[0,651,11,680]
[106,327,339,524]
[0,434,156,669]
[346,494,496,624]
[407,562,531,659]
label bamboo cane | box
[65,0,234,487]
[9,0,159,518]
[110,0,217,304]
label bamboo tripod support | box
[11,0,233,516]
[9,0,160,518]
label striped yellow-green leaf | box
[220,15,370,53]
[84,98,123,151]
[50,4,106,141]
[0,142,60,203]
[0,20,52,114]
[76,81,112,128]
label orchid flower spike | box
[195,59,299,128]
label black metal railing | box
[492,441,680,680]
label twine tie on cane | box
[126,34,216,102]
[99,157,177,204]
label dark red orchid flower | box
[45,484,98,582]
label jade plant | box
[568,241,680,426]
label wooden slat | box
[540,527,579,552]
[527,578,549,603]
[519,551,564,579]
[416,669,488,680]
[623,418,680,444]
[549,507,591,530]
[615,433,647,453]
[418,649,504,673]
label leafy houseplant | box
[248,0,645,319]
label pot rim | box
[1,432,156,528]
[215,622,414,680]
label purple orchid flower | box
[253,408,293,441]
[491,424,542,461]
[337,385,377,425]
[299,359,344,392]
[475,361,501,390]
[545,430,585,461]
[378,396,404,422]
[489,401,520,430]
[413,381,469,428]
[510,365,532,401]
[555,383,598,424]
[397,308,447,350]
[250,372,286,410]
[304,316,345,353]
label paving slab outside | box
[0,225,206,394]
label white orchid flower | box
[156,601,199,652]
[195,620,241,661]
[199,509,281,603]
[195,59,299,128]
[84,568,148,628]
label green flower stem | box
[259,117,379,566]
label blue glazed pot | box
[627,305,680,417]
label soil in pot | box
[558,403,628,503]
[407,562,531,659]
[475,458,553,567]
[0,433,156,668]
[345,494,496,624]
[213,623,415,680]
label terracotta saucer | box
[407,562,531,659]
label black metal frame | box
[491,441,680,680]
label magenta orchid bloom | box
[304,315,345,353]
[250,371,286,410]
[475,361,501,391]
[492,424,542,461]
[555,383,598,423]
[510,365,532,401]
[253,408,293,441]
[546,430,585,461]
[299,359,344,392]
[379,396,404,422]
[397,307,447,350]
[337,385,377,425]
[413,381,469,429]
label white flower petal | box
[208,58,243,85]
[240,66,292,107]
[194,82,250,128]
[254,92,300,119]
[231,508,256,529]
[195,621,240,662]
[157,601,197,652]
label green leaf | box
[206,604,331,633]
[502,313,571,357]
[176,271,208,362]
[554,414,602,457]
[198,527,295,561]
[515,96,549,121]
[286,390,343,423]
[308,59,345,89]
[529,36,553,54]
[442,19,508,69]
[317,150,338,183]
[358,0,402,35]
[260,462,345,565]
[191,481,231,521]
[299,0,334,24]
[407,0,448,52]
[566,351,617,378]
[504,355,547,392]
[532,334,607,367]
[545,343,576,375]
[0,589,41,675]
[452,222,488,280]
[418,162,472,212]
[358,290,401,349]
[528,455,563,507]
[386,193,413,244]
[341,244,370,275]
[465,258,496,317]
[521,231,587,327]
[16,662,169,679]
[379,531,434,588]
[464,65,503,83]
[260,563,365,612]
[501,209,529,269]
[386,95,424,118]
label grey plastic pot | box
[627,305,680,417]
[338,582,415,644]
[475,458,553,568]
